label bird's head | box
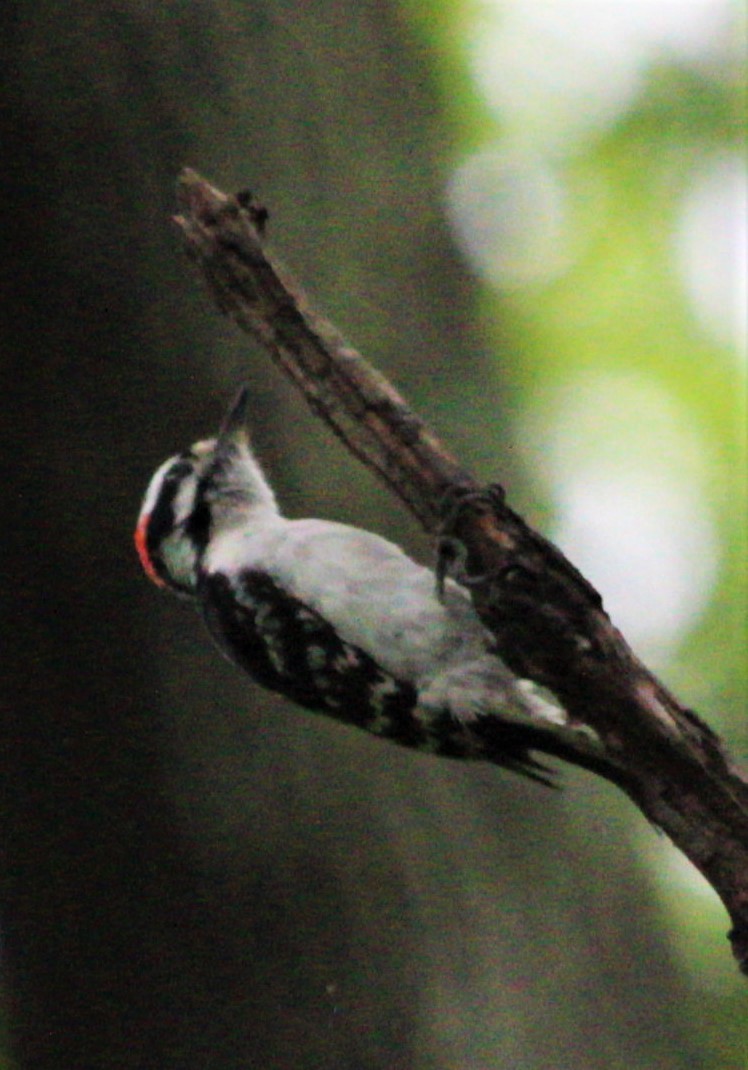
[134,386,277,596]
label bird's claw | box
[434,483,507,600]
[437,482,506,533]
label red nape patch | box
[134,515,166,588]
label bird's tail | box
[417,658,627,788]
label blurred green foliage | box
[400,3,747,1064]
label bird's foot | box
[434,483,507,600]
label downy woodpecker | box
[135,388,616,784]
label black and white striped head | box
[134,387,277,596]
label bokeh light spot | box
[468,0,740,151]
[523,373,720,661]
[446,147,570,287]
[675,153,748,360]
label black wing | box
[201,570,428,748]
[201,570,566,784]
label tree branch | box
[173,169,748,974]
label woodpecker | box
[135,387,617,785]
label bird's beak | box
[216,384,250,449]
